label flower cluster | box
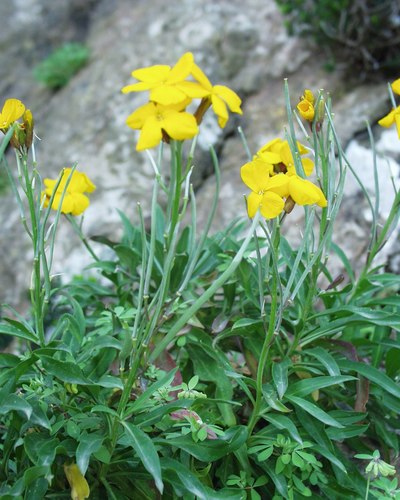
[42,168,96,216]
[0,98,34,151]
[122,52,242,150]
[378,78,400,137]
[241,138,327,219]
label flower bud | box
[297,99,315,121]
[23,110,34,149]
[284,196,296,214]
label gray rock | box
[0,0,399,309]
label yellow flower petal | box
[288,176,327,207]
[213,85,242,114]
[391,78,400,95]
[150,86,189,105]
[240,159,272,193]
[126,103,157,130]
[303,89,315,104]
[121,81,157,94]
[191,63,212,91]
[132,65,171,83]
[178,81,211,99]
[162,110,199,141]
[0,98,25,129]
[378,108,396,128]
[260,191,284,219]
[246,192,263,218]
[257,151,282,165]
[70,193,90,215]
[64,463,90,500]
[297,99,314,121]
[301,158,314,176]
[211,95,229,128]
[258,138,284,156]
[266,173,290,198]
[167,52,194,83]
[136,116,163,151]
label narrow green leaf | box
[338,359,400,399]
[121,421,163,494]
[231,318,263,330]
[30,402,51,431]
[262,383,291,413]
[326,424,369,440]
[262,414,302,444]
[96,375,123,390]
[285,395,343,428]
[272,359,290,399]
[161,457,233,499]
[157,426,247,462]
[39,355,92,385]
[306,347,341,376]
[23,466,51,487]
[91,405,119,417]
[0,323,37,343]
[286,375,356,397]
[76,433,103,475]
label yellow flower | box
[126,100,199,150]
[121,52,208,105]
[191,63,242,128]
[258,138,314,177]
[241,160,289,218]
[241,137,327,218]
[287,175,327,208]
[42,168,96,216]
[378,105,400,138]
[302,89,315,104]
[297,98,315,121]
[0,98,25,131]
[64,463,90,500]
[391,78,400,95]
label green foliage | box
[33,43,89,90]
[1,79,399,498]
[275,0,400,77]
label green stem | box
[364,475,370,500]
[16,152,46,346]
[167,141,182,247]
[66,214,100,262]
[102,341,145,479]
[247,220,280,435]
[149,213,261,362]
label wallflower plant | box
[0,57,399,500]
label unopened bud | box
[284,196,296,214]
[297,99,315,122]
[316,97,325,129]
[23,109,34,149]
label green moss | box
[33,42,90,90]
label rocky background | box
[0,0,399,310]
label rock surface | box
[0,0,399,308]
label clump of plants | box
[33,42,90,90]
[275,0,400,77]
[0,54,399,499]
